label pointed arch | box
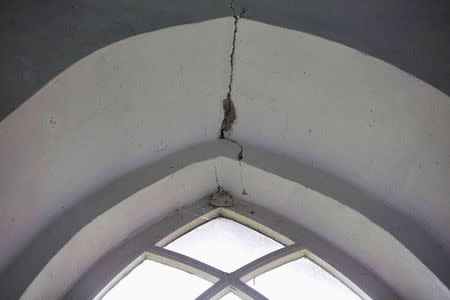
[68,199,382,299]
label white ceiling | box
[0,17,449,299]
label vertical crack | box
[218,2,247,195]
[214,166,221,191]
[219,2,242,139]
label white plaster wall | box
[21,160,218,300]
[21,150,450,300]
[0,18,233,271]
[0,17,449,299]
[217,156,450,300]
[231,19,450,250]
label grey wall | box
[1,0,450,121]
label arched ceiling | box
[0,12,449,300]
[11,147,450,299]
[0,0,449,121]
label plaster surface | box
[219,155,449,300]
[1,0,449,121]
[0,17,233,273]
[22,159,219,300]
[232,19,450,254]
[0,17,449,300]
[19,147,450,299]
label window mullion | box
[147,245,227,280]
[195,278,269,300]
[231,244,304,280]
[229,277,269,300]
[195,279,229,300]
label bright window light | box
[102,260,212,299]
[164,217,284,272]
[246,257,362,300]
[99,215,369,300]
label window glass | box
[102,260,212,299]
[246,257,362,300]
[164,217,283,272]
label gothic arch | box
[0,18,449,299]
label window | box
[99,210,369,300]
[164,217,283,272]
[246,257,361,300]
[103,260,212,300]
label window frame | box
[66,197,394,300]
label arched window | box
[94,206,370,300]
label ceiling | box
[0,2,449,299]
[1,0,449,121]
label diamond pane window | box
[94,206,371,300]
[164,217,284,272]
[246,257,362,300]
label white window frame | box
[66,197,396,300]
